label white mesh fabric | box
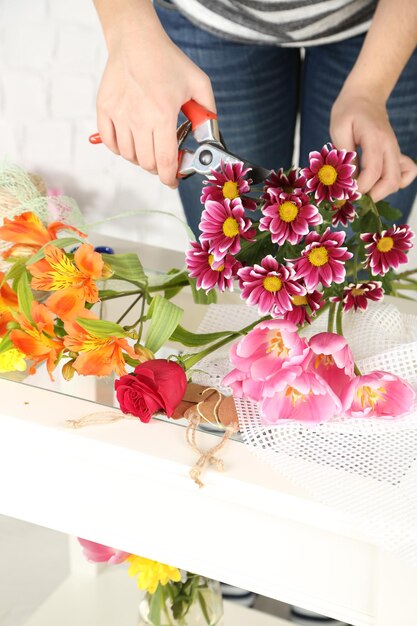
[0,161,86,271]
[193,302,417,566]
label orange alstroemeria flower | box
[0,272,18,337]
[63,317,139,377]
[10,301,64,377]
[0,211,86,259]
[28,243,106,321]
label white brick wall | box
[0,0,187,252]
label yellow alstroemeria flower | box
[127,556,181,594]
[0,348,27,373]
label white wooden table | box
[0,234,416,626]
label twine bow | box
[65,388,239,489]
[185,388,239,488]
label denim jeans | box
[155,0,417,237]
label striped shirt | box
[170,0,377,47]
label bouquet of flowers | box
[0,147,415,428]
[185,144,417,423]
[78,539,223,626]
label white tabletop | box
[1,233,416,626]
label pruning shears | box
[89,99,271,184]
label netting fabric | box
[194,302,417,566]
[0,161,86,270]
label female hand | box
[330,87,417,201]
[96,11,215,188]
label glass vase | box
[138,575,224,626]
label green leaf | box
[188,277,217,304]
[16,271,33,321]
[0,334,13,355]
[197,590,211,625]
[148,268,188,289]
[145,295,183,353]
[358,210,380,234]
[376,200,402,223]
[75,317,127,338]
[170,325,233,347]
[148,585,163,626]
[357,194,375,216]
[1,258,26,286]
[164,285,185,300]
[236,232,275,266]
[102,253,147,286]
[26,237,84,265]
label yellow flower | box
[0,348,27,373]
[127,556,181,594]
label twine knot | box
[185,390,238,488]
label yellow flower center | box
[376,236,394,253]
[314,354,334,369]
[267,331,289,357]
[263,276,282,292]
[351,287,365,297]
[356,385,386,410]
[222,180,239,200]
[292,295,308,306]
[208,254,224,272]
[318,164,338,186]
[308,246,329,267]
[285,386,306,407]
[333,199,346,208]
[279,201,299,223]
[222,217,239,238]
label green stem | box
[135,295,147,344]
[395,268,417,279]
[116,293,143,325]
[354,363,362,376]
[327,302,336,333]
[335,301,344,336]
[148,280,189,293]
[298,300,330,332]
[99,289,142,301]
[391,282,417,291]
[181,316,270,371]
[353,238,360,283]
[366,193,383,232]
[160,588,175,626]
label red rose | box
[114,359,187,423]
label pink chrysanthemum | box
[201,161,257,211]
[185,240,241,293]
[331,281,384,312]
[263,167,306,201]
[361,224,414,276]
[283,290,324,325]
[199,198,256,262]
[301,143,358,204]
[238,255,306,316]
[331,195,359,227]
[259,189,322,245]
[292,227,353,290]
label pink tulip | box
[341,370,416,418]
[221,366,265,401]
[77,538,130,564]
[223,319,309,385]
[260,366,342,424]
[306,332,355,396]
